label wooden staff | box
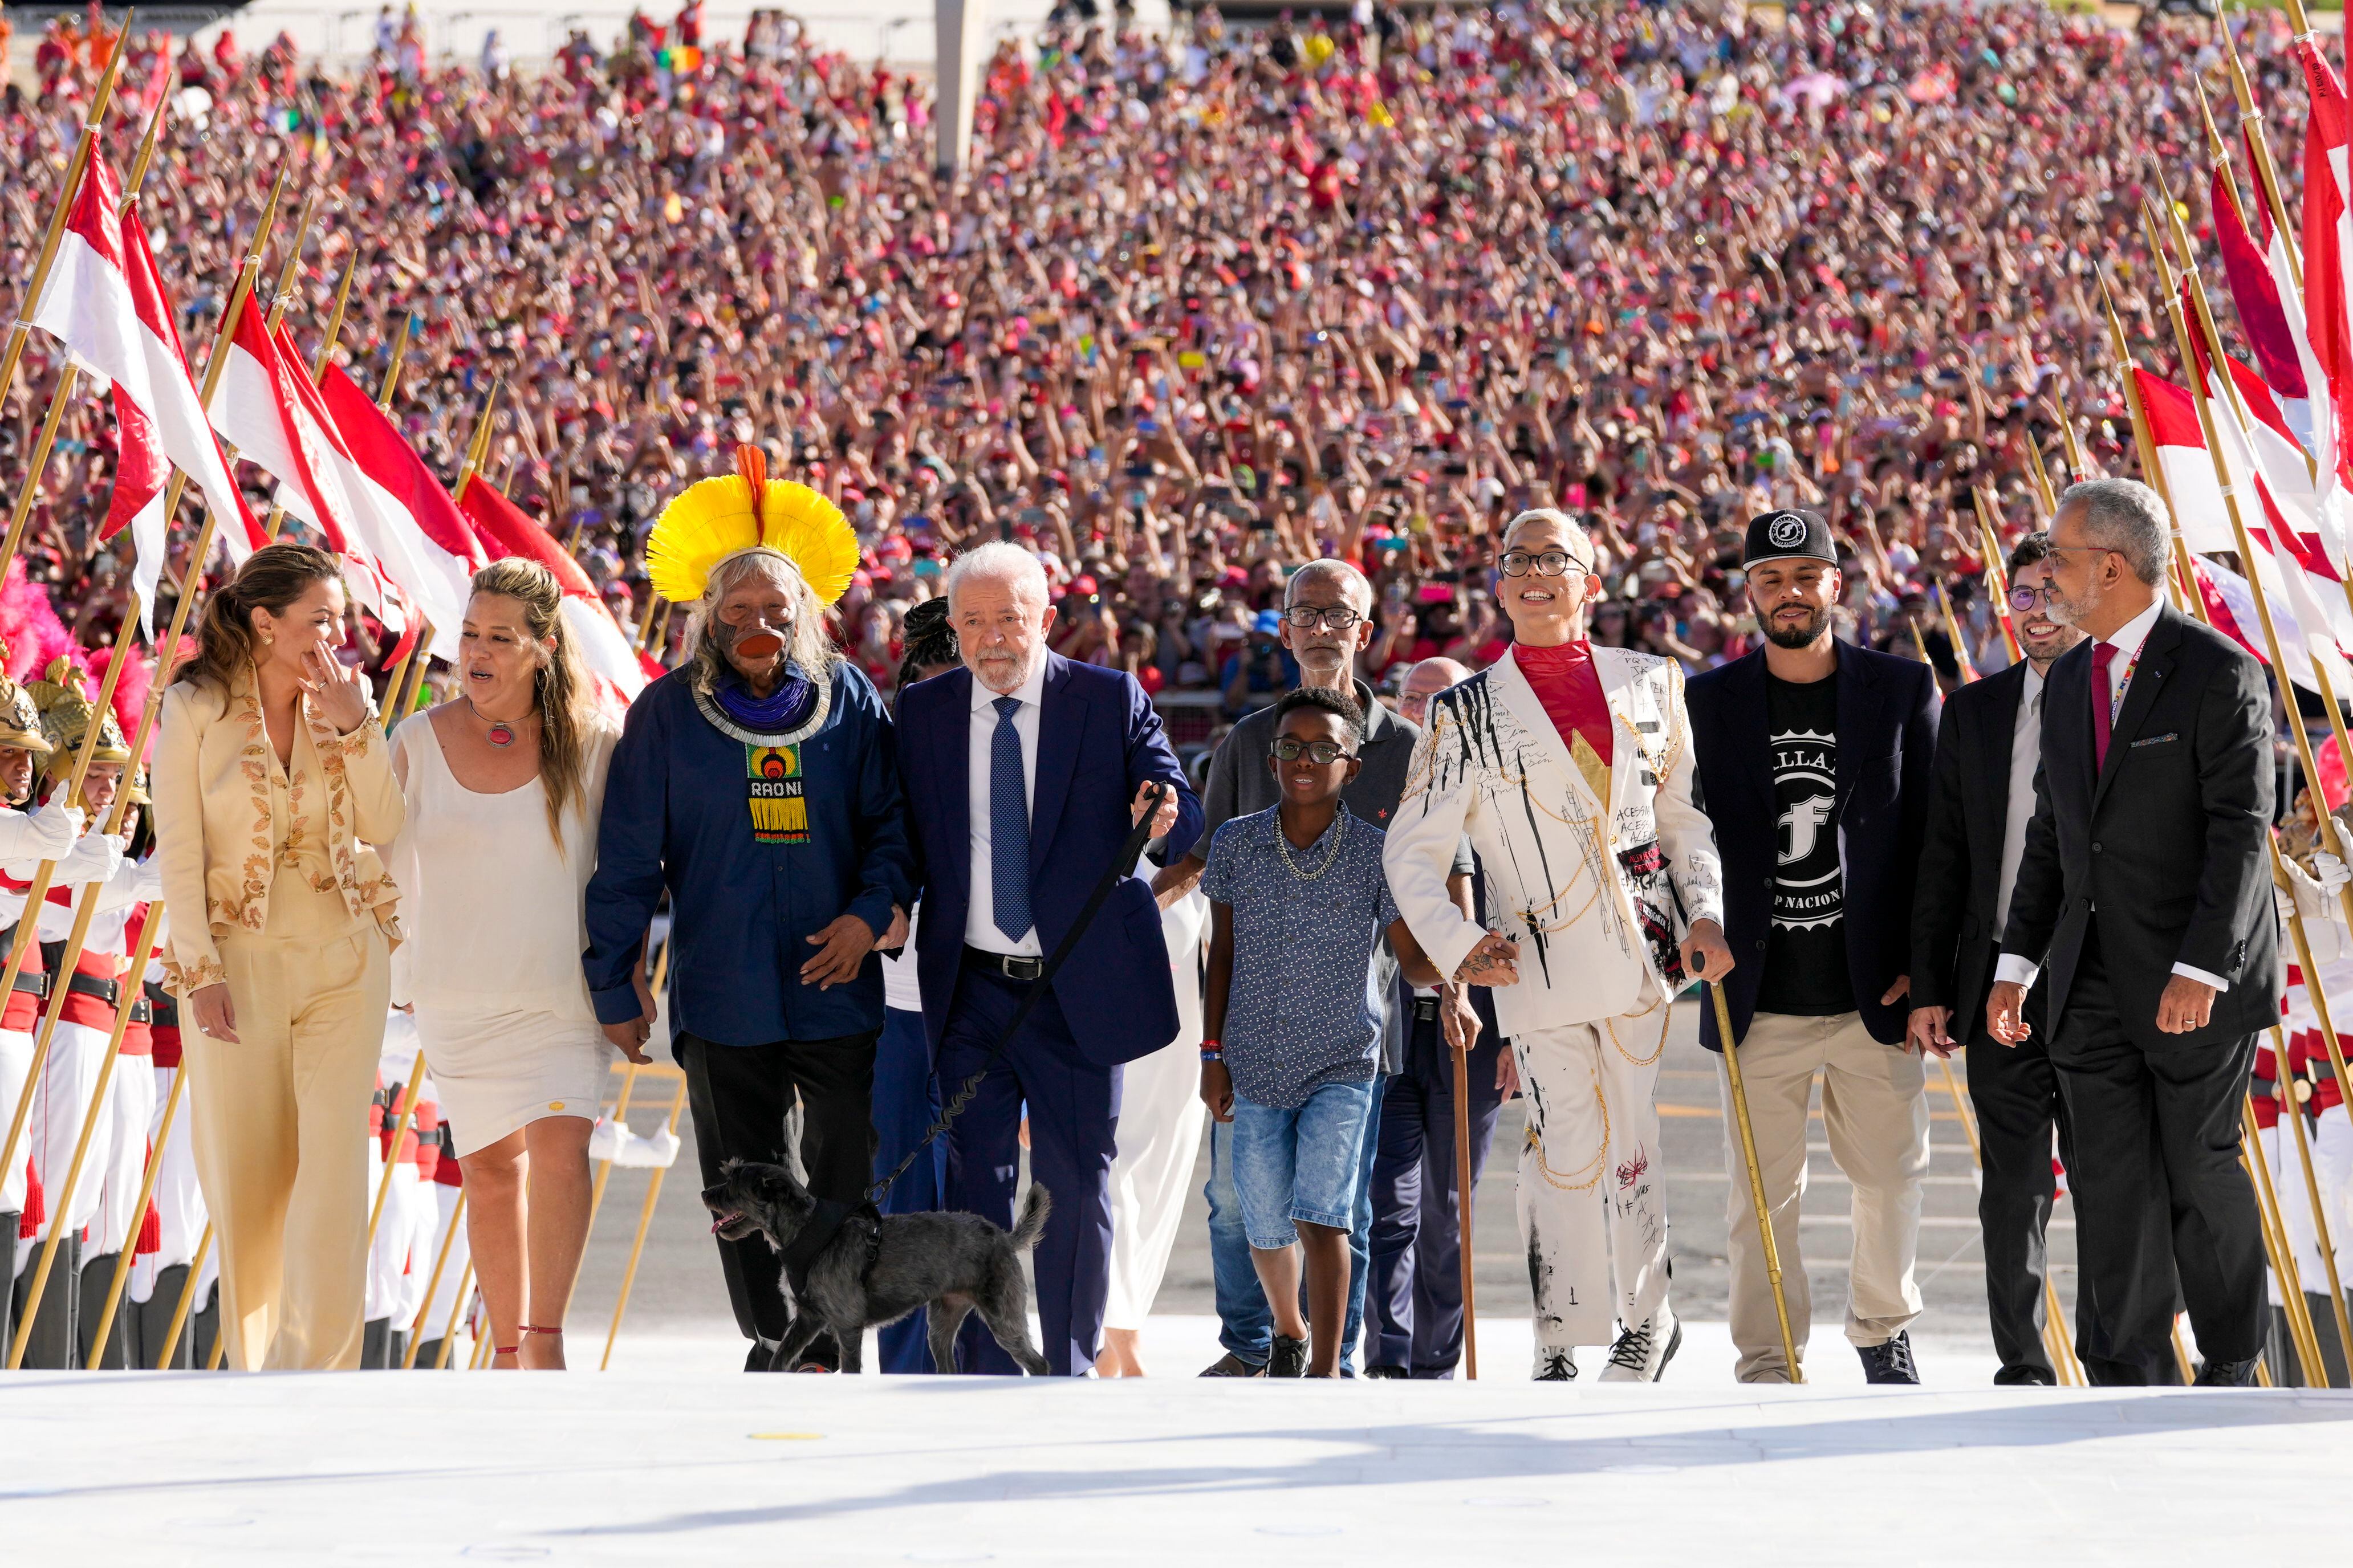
[601,1072,690,1370]
[1970,490,2027,663]
[0,19,135,415]
[206,1325,225,1369]
[470,1306,498,1369]
[401,1190,469,1369]
[1933,581,1979,683]
[309,246,363,382]
[362,1054,429,1268]
[2244,1098,2328,1382]
[2217,12,2305,292]
[633,589,663,652]
[153,1221,212,1369]
[1708,980,1801,1382]
[2053,382,2090,483]
[584,1061,644,1231]
[433,1259,477,1369]
[1451,1009,1478,1380]
[84,1030,190,1367]
[7,897,168,1366]
[2022,430,2058,517]
[2274,1026,2353,1382]
[0,170,287,1222]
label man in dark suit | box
[1990,478,2277,1386]
[1688,508,1941,1384]
[1909,531,2088,1385]
[896,543,1202,1375]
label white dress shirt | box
[965,657,1047,957]
[1992,662,2045,938]
[1996,597,2229,994]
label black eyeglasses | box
[2009,585,2054,612]
[1282,605,1364,630]
[1271,738,1357,764]
[1499,549,1594,578]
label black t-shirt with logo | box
[1755,671,1854,1016]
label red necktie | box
[2091,641,2116,771]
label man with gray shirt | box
[1155,559,1474,1375]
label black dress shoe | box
[1857,1331,1921,1385]
[1199,1351,1267,1378]
[1267,1334,1310,1378]
[2193,1356,2261,1387]
[1363,1365,1408,1380]
[1993,1364,2057,1387]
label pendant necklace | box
[466,697,521,748]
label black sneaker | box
[1199,1351,1267,1378]
[1363,1365,1408,1380]
[1533,1347,1579,1382]
[1267,1334,1310,1378]
[1857,1331,1921,1385]
[2192,1356,2260,1387]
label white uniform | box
[0,803,95,1220]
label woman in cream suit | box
[386,559,621,1370]
[1384,510,1730,1384]
[153,543,405,1370]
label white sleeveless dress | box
[386,718,619,1158]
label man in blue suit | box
[895,543,1201,1375]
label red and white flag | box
[29,149,261,634]
[458,478,647,708]
[319,364,490,661]
[2293,35,2353,572]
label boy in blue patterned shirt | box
[1200,687,1444,1378]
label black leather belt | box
[1412,996,1441,1023]
[128,996,152,1025]
[9,969,49,1001]
[144,980,177,1029]
[66,972,121,1007]
[963,945,1045,981]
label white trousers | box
[1513,999,1672,1352]
[14,1021,120,1276]
[132,1063,208,1306]
[87,1056,158,1261]
[1104,885,1209,1331]
[0,1026,30,1215]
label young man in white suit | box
[1385,510,1730,1380]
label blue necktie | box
[990,695,1033,942]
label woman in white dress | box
[386,560,627,1370]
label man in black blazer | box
[1909,531,2088,1385]
[1989,478,2277,1387]
[1689,508,1941,1384]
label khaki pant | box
[185,885,388,1371]
[1514,999,1672,1355]
[1718,1009,1928,1382]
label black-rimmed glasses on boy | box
[1270,738,1358,764]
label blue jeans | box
[1231,1078,1379,1247]
[1207,1073,1384,1369]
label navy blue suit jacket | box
[1687,641,1940,1050]
[896,654,1204,1068]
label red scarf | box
[1513,640,1612,768]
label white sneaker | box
[1533,1346,1579,1382]
[1599,1302,1683,1383]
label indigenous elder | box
[152,543,405,1371]
[1155,557,1473,1378]
[583,447,916,1373]
[388,559,621,1370]
[896,541,1199,1376]
[1386,509,1730,1382]
[1688,509,1939,1386]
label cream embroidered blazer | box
[151,668,405,993]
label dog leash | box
[865,780,1172,1205]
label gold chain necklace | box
[1273,807,1349,882]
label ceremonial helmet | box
[644,443,860,610]
[30,657,145,803]
[0,641,54,759]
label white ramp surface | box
[7,1344,2352,1564]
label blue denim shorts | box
[1229,1077,1379,1250]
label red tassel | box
[135,1203,161,1256]
[20,1163,42,1233]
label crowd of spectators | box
[0,0,2305,756]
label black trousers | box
[2049,924,2265,1383]
[677,1028,877,1345]
[1964,980,2079,1382]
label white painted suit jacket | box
[1383,644,1724,1036]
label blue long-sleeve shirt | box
[582,661,918,1047]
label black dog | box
[701,1160,1053,1375]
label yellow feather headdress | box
[644,445,860,607]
